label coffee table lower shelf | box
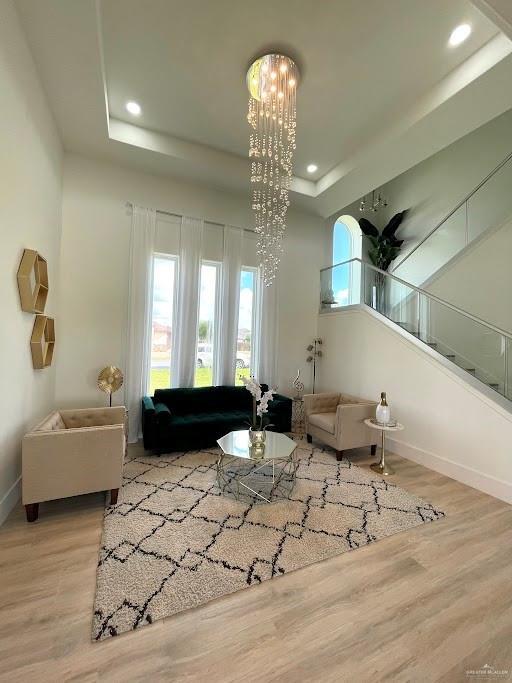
[216,453,298,503]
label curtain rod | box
[125,201,255,234]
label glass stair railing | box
[391,150,512,288]
[320,258,512,401]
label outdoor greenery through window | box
[235,268,257,385]
[149,255,176,395]
[148,256,259,394]
[195,263,219,387]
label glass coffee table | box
[216,430,298,504]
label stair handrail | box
[321,257,512,341]
[391,149,512,272]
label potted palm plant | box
[359,211,406,311]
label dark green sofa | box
[141,385,292,453]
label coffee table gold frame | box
[216,450,298,503]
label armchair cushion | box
[308,412,336,434]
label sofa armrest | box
[304,392,340,417]
[270,393,291,406]
[267,393,292,432]
[335,402,378,440]
[142,396,156,450]
[142,396,155,414]
[155,402,171,422]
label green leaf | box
[382,210,407,237]
[359,218,379,237]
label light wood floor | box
[1,443,511,683]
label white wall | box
[322,107,512,280]
[0,1,63,524]
[421,216,512,390]
[383,107,512,286]
[427,216,512,334]
[56,153,323,408]
[317,308,512,503]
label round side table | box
[364,418,404,476]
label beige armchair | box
[22,406,126,522]
[304,392,378,461]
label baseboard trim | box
[0,476,21,527]
[387,437,512,504]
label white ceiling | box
[15,0,512,217]
[103,0,497,178]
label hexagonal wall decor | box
[17,249,48,313]
[30,315,55,369]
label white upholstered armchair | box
[304,392,378,461]
[22,406,126,522]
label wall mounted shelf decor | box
[30,315,55,369]
[17,249,48,313]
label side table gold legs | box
[370,429,395,476]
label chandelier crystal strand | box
[247,54,299,286]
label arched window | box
[332,215,362,305]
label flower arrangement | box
[241,376,275,431]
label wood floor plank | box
[0,444,511,682]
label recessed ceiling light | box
[307,163,318,174]
[125,101,141,116]
[449,23,471,47]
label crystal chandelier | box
[247,53,299,286]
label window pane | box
[235,269,255,385]
[333,220,351,264]
[332,221,352,304]
[195,264,218,387]
[149,257,175,394]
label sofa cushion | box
[170,410,251,429]
[154,387,218,415]
[309,412,336,435]
[213,386,253,411]
[154,386,256,415]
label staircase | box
[391,150,512,289]
[320,258,511,402]
[321,153,512,402]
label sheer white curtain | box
[172,216,204,387]
[257,275,279,388]
[218,226,243,385]
[125,205,156,442]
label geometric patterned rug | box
[92,436,445,640]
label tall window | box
[235,268,258,385]
[332,215,362,306]
[147,254,261,392]
[195,262,220,387]
[149,255,177,394]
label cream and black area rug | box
[93,438,444,640]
